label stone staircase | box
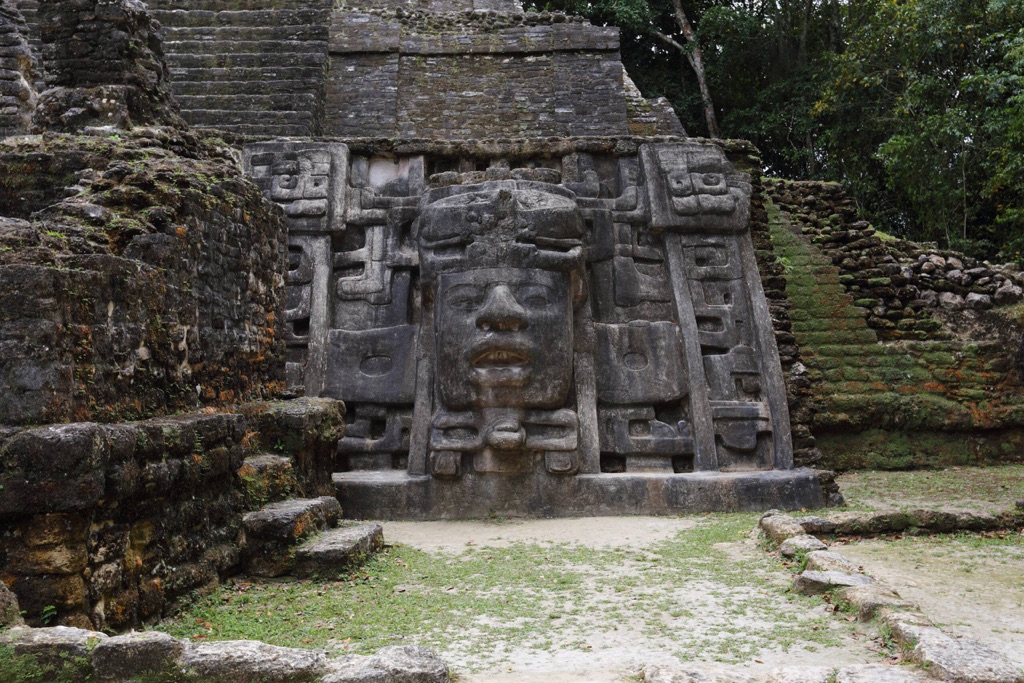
[238,454,383,579]
[147,0,332,137]
[770,199,1024,468]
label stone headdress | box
[415,180,585,282]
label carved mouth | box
[471,349,530,368]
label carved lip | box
[472,349,530,367]
[469,341,532,369]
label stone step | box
[294,523,384,578]
[163,39,325,56]
[151,8,328,28]
[176,92,322,110]
[169,66,326,84]
[190,122,314,137]
[168,51,328,69]
[238,453,297,507]
[182,107,314,127]
[148,0,324,11]
[169,72,325,90]
[162,24,326,41]
[797,330,880,345]
[242,496,341,577]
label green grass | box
[837,465,1024,511]
[157,514,855,669]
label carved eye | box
[446,284,485,311]
[516,284,555,308]
[702,173,721,185]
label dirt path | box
[383,517,883,681]
[838,534,1024,669]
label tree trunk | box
[669,0,720,138]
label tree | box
[813,0,1024,256]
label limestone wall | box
[0,4,36,137]
[0,399,344,631]
[0,130,286,425]
[325,9,628,139]
[766,179,1024,470]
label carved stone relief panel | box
[244,140,794,497]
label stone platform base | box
[333,468,826,520]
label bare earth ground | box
[156,466,1023,682]
[385,517,880,682]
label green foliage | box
[547,0,1024,258]
[157,516,852,668]
[0,645,95,683]
[814,0,1024,256]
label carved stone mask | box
[436,267,573,410]
[418,181,585,412]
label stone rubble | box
[756,510,1024,683]
[0,626,450,683]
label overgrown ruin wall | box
[766,179,1024,470]
[0,129,287,425]
[0,399,344,630]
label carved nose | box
[477,285,527,332]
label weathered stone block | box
[835,584,916,621]
[92,631,184,683]
[294,523,384,578]
[322,645,449,683]
[803,550,862,574]
[779,534,827,558]
[178,640,328,683]
[793,570,872,596]
[0,581,23,627]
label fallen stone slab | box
[294,524,384,578]
[835,583,916,621]
[804,550,862,574]
[887,620,1024,683]
[179,639,329,683]
[92,631,184,683]
[322,645,449,683]
[780,534,828,558]
[793,570,872,595]
[760,512,806,544]
[835,663,935,682]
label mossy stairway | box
[239,454,383,579]
[769,199,1024,469]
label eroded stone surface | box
[793,570,872,595]
[835,664,934,683]
[779,535,828,558]
[92,631,184,683]
[644,664,762,682]
[837,584,917,621]
[0,580,23,627]
[294,524,384,578]
[888,621,1024,683]
[760,514,806,543]
[804,551,862,574]
[179,640,328,683]
[765,668,834,683]
[322,645,450,683]
[242,497,342,543]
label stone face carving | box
[245,139,804,516]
